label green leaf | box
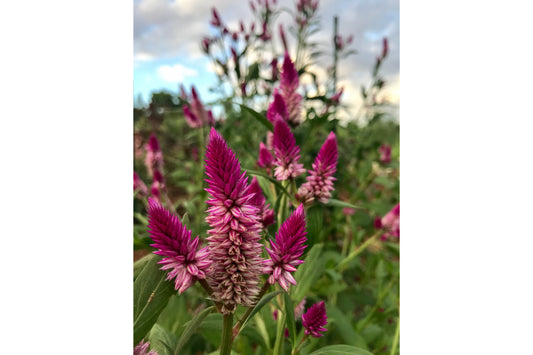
[247,169,291,199]
[174,306,215,354]
[149,324,178,355]
[327,304,368,349]
[308,344,374,355]
[306,205,323,248]
[133,255,175,345]
[284,292,296,346]
[292,244,325,303]
[134,212,149,226]
[326,199,362,210]
[238,104,273,132]
[240,290,284,333]
[134,253,153,281]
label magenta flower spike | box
[145,134,164,178]
[248,177,275,228]
[147,198,212,294]
[280,52,302,126]
[302,301,328,337]
[272,117,305,180]
[134,340,158,355]
[297,132,338,204]
[264,204,307,291]
[183,105,203,128]
[134,171,148,197]
[204,128,264,314]
[378,144,392,164]
[257,142,274,169]
[378,203,399,240]
[267,89,289,123]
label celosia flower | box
[377,203,399,240]
[302,301,328,337]
[257,142,274,169]
[182,86,215,128]
[210,7,222,27]
[378,144,392,164]
[272,117,305,180]
[183,105,202,128]
[134,171,148,197]
[248,177,275,228]
[145,134,163,178]
[147,198,212,294]
[279,52,302,126]
[279,24,288,53]
[204,128,264,314]
[267,89,289,123]
[134,340,158,355]
[271,58,279,81]
[297,132,338,204]
[264,204,307,291]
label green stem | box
[273,308,286,355]
[232,282,270,339]
[337,230,381,271]
[220,313,234,355]
[389,317,400,355]
[291,334,309,355]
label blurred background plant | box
[134,0,399,354]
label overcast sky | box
[134,0,399,121]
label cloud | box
[157,64,198,82]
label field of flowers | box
[133,1,399,354]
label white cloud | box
[157,64,198,82]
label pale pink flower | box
[377,203,399,240]
[134,340,158,355]
[272,117,305,180]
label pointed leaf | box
[174,306,215,354]
[308,345,374,355]
[238,104,274,131]
[326,199,362,210]
[149,324,178,355]
[292,243,325,303]
[326,304,368,349]
[240,290,284,332]
[284,292,296,346]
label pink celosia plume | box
[377,203,399,240]
[134,172,148,197]
[302,301,328,338]
[145,134,163,178]
[147,198,212,294]
[183,105,203,128]
[297,132,338,204]
[204,128,264,314]
[257,142,274,169]
[378,144,392,164]
[272,117,305,180]
[248,177,275,228]
[264,204,307,291]
[267,89,289,123]
[134,340,158,355]
[279,52,302,126]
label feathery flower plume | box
[378,144,392,164]
[273,117,305,180]
[279,52,302,126]
[264,204,307,291]
[248,177,275,228]
[145,134,163,178]
[302,301,328,337]
[267,89,289,123]
[204,128,264,314]
[134,340,158,355]
[182,86,215,128]
[134,171,148,197]
[297,132,338,204]
[376,203,399,240]
[183,105,202,128]
[257,142,274,169]
[147,198,212,294]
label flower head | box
[257,142,274,169]
[378,144,392,164]
[297,132,338,204]
[302,301,328,337]
[134,340,158,355]
[379,203,399,240]
[279,52,302,126]
[248,177,275,228]
[134,172,148,197]
[267,89,289,123]
[147,198,212,294]
[204,128,264,314]
[183,105,202,128]
[264,204,307,291]
[273,117,305,180]
[145,134,163,178]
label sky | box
[134,0,399,122]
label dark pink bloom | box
[150,181,161,203]
[134,171,148,197]
[271,58,279,81]
[279,24,288,53]
[335,35,343,50]
[378,144,392,164]
[134,340,158,355]
[330,87,343,105]
[260,21,272,41]
[210,7,222,27]
[207,110,216,126]
[272,117,305,180]
[145,134,163,178]
[380,203,399,240]
[147,198,212,294]
[343,207,355,216]
[204,128,264,314]
[249,177,275,228]
[183,105,202,128]
[182,86,214,128]
[267,89,289,123]
[201,37,210,54]
[264,205,307,291]
[280,52,302,125]
[297,132,338,204]
[302,301,328,337]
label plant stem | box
[389,317,400,355]
[232,282,271,339]
[198,279,223,313]
[337,230,381,271]
[291,334,309,355]
[273,308,286,355]
[220,313,234,355]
